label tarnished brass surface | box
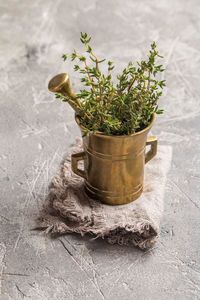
[71,114,157,205]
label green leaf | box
[55,93,62,98]
[156,109,164,114]
[99,58,106,63]
[108,66,115,71]
[89,56,96,62]
[86,37,91,43]
[62,54,68,61]
[74,65,80,71]
[86,45,92,53]
[81,32,87,39]
[151,41,156,49]
[79,56,86,62]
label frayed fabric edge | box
[34,211,158,250]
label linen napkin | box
[35,138,172,249]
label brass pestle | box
[48,73,82,112]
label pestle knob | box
[48,73,81,112]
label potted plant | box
[48,33,165,205]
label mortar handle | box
[145,136,157,164]
[71,151,87,179]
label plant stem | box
[127,77,136,92]
[84,60,96,92]
[147,70,151,90]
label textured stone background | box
[0,0,200,299]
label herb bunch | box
[57,32,165,136]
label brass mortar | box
[72,114,157,205]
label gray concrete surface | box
[0,0,200,299]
